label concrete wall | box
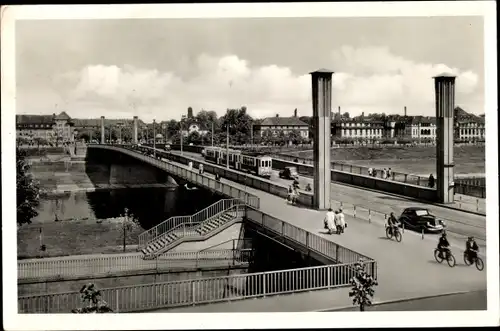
[19,266,247,296]
[272,158,437,202]
[169,223,243,252]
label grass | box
[291,145,485,175]
[17,219,144,259]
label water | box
[35,187,223,230]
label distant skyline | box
[16,16,484,122]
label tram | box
[203,146,273,178]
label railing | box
[138,199,243,248]
[18,260,375,313]
[245,208,375,268]
[89,144,260,210]
[142,205,246,257]
[18,248,254,281]
[271,153,486,198]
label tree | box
[349,260,378,311]
[72,283,113,313]
[17,148,40,226]
[118,208,140,252]
[187,131,202,145]
[342,112,350,119]
[221,107,254,145]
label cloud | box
[19,46,482,121]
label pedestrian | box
[388,168,392,180]
[372,169,377,177]
[324,208,336,234]
[215,173,221,182]
[368,167,373,177]
[383,168,387,179]
[188,161,193,170]
[338,208,346,230]
[198,163,204,175]
[428,174,435,188]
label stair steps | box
[140,209,241,259]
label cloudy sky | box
[16,16,484,121]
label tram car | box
[203,146,273,178]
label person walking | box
[324,208,336,235]
[388,168,392,180]
[428,174,435,188]
[338,208,346,232]
[368,167,373,177]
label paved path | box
[177,151,486,245]
[152,149,487,309]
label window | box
[415,210,429,216]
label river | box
[34,186,223,230]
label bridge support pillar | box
[434,73,456,203]
[100,116,105,144]
[310,69,334,210]
[133,116,138,144]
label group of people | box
[323,208,347,235]
[368,167,393,180]
[287,181,301,204]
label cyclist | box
[437,232,450,259]
[305,183,312,192]
[387,212,399,236]
[465,236,479,263]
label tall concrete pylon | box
[434,73,456,203]
[100,116,105,144]
[310,69,334,210]
[133,116,138,144]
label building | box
[331,117,386,141]
[454,107,485,141]
[394,116,437,142]
[16,112,75,144]
[180,122,209,137]
[253,110,309,139]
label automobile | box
[279,166,299,180]
[398,207,446,233]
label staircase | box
[139,199,245,259]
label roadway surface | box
[175,151,487,247]
[147,148,487,311]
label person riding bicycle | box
[387,212,399,235]
[465,236,479,263]
[305,183,312,192]
[437,232,450,259]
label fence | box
[18,248,254,281]
[89,145,260,210]
[245,208,376,268]
[138,199,244,249]
[18,260,375,313]
[141,205,246,257]
[272,153,486,198]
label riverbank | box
[17,218,144,259]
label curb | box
[312,290,476,312]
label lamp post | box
[211,122,214,146]
[180,115,186,155]
[226,123,230,169]
[108,124,112,144]
[153,119,156,158]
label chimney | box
[404,106,407,117]
[338,106,341,114]
[276,114,279,118]
[294,108,297,118]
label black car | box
[398,207,446,233]
[279,166,299,180]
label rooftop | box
[259,116,309,127]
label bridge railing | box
[138,199,243,249]
[88,145,261,210]
[18,248,254,281]
[18,259,375,313]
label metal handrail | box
[138,199,242,248]
[143,204,245,257]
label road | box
[174,151,486,247]
[150,148,487,308]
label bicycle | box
[385,225,402,242]
[434,248,456,267]
[463,251,484,271]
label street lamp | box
[180,115,186,155]
[153,119,156,158]
[226,123,230,169]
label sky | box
[15,16,484,122]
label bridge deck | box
[176,151,486,244]
[148,150,487,309]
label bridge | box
[84,144,486,311]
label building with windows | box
[253,110,309,139]
[16,112,75,144]
[454,107,485,141]
[331,118,386,140]
[180,122,210,137]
